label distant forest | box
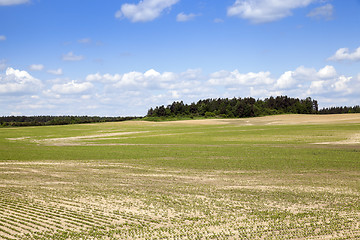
[147,96,360,118]
[318,106,360,114]
[1,96,360,127]
[0,116,139,127]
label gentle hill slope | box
[154,113,360,126]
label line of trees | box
[147,96,319,118]
[2,96,359,127]
[318,106,360,114]
[0,116,140,127]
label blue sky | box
[1,0,360,116]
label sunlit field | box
[1,114,359,239]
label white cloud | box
[0,0,28,6]
[29,64,44,71]
[0,35,6,41]
[114,70,156,89]
[275,71,297,89]
[0,67,42,94]
[274,65,337,89]
[250,87,282,99]
[86,69,206,103]
[51,80,93,95]
[331,76,352,93]
[328,47,360,62]
[307,80,326,95]
[292,65,317,79]
[300,66,354,95]
[62,52,84,61]
[209,70,274,86]
[87,69,177,90]
[227,0,316,23]
[1,66,358,116]
[307,3,333,20]
[115,0,179,22]
[144,68,162,78]
[263,65,355,97]
[176,12,199,22]
[86,72,122,83]
[317,65,337,79]
[205,65,355,101]
[47,68,63,75]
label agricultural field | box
[0,114,359,239]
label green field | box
[0,114,359,239]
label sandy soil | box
[30,131,149,146]
[314,133,360,145]
[162,114,360,126]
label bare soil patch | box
[314,133,360,145]
[31,131,149,146]
[151,114,360,126]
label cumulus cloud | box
[0,0,28,6]
[86,69,206,103]
[307,3,333,20]
[29,64,44,71]
[209,70,274,86]
[250,87,282,99]
[62,52,84,61]
[0,67,42,94]
[331,76,352,93]
[86,72,122,83]
[176,12,199,22]
[300,66,354,96]
[275,71,297,89]
[328,47,360,62]
[1,66,358,116]
[291,65,317,79]
[47,68,63,75]
[51,80,93,95]
[0,35,6,41]
[115,0,179,22]
[87,69,178,90]
[204,65,355,101]
[317,65,337,79]
[114,69,172,89]
[307,80,326,95]
[307,76,353,95]
[227,0,316,23]
[274,65,337,89]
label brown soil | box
[164,114,360,126]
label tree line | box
[0,116,140,127]
[147,96,319,118]
[2,96,359,127]
[318,106,360,114]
